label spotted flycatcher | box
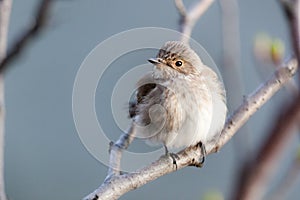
[129,41,227,165]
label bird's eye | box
[175,60,183,67]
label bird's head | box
[148,41,203,78]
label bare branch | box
[84,58,298,200]
[233,92,300,200]
[175,0,215,44]
[106,126,136,180]
[0,0,52,73]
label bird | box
[128,41,227,166]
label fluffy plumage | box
[129,41,227,151]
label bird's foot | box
[167,152,179,170]
[189,142,207,168]
[163,145,179,170]
[198,141,206,165]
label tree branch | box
[232,92,300,200]
[106,126,136,180]
[0,0,52,73]
[84,58,298,200]
[175,0,215,44]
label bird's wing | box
[129,72,157,119]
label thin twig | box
[106,126,135,180]
[84,58,298,200]
[0,0,52,73]
[175,0,215,44]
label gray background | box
[4,0,299,199]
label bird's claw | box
[168,152,179,170]
[163,145,179,170]
[198,141,206,165]
[189,142,207,168]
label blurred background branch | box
[0,1,13,199]
[0,0,52,73]
[232,92,300,200]
[219,0,252,165]
[267,147,300,200]
[175,0,215,44]
[0,0,52,199]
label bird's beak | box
[148,58,161,65]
